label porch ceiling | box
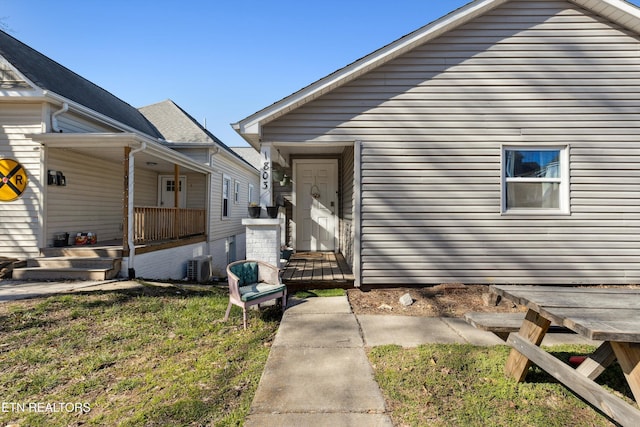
[28,132,212,174]
[270,141,353,166]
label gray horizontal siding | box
[209,153,259,242]
[340,146,355,267]
[263,0,640,285]
[47,149,129,244]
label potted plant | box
[266,206,279,218]
[248,203,261,218]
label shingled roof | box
[0,29,162,139]
[139,99,257,169]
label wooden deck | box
[282,252,355,290]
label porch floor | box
[282,252,355,290]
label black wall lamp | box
[48,170,66,186]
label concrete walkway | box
[0,279,143,302]
[244,295,601,426]
[245,296,392,426]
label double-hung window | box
[248,183,255,205]
[222,176,231,218]
[502,146,568,214]
[234,181,240,204]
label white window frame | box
[248,183,255,205]
[501,145,570,215]
[234,180,240,204]
[222,175,231,219]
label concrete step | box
[12,267,118,281]
[13,258,122,281]
[42,247,123,258]
[27,257,117,269]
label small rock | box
[378,303,393,311]
[482,292,501,307]
[399,293,414,307]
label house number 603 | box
[262,161,270,189]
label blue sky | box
[3,0,640,147]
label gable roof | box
[139,100,221,144]
[139,99,257,170]
[232,0,640,147]
[0,29,163,139]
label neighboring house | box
[139,100,259,275]
[231,146,262,170]
[234,0,640,287]
[0,30,255,280]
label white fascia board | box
[0,90,45,98]
[571,0,640,33]
[42,91,154,137]
[28,132,213,174]
[233,0,509,140]
[28,132,142,148]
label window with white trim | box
[222,176,231,218]
[502,146,568,214]
[234,181,240,204]
[248,183,255,205]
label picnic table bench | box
[486,285,640,427]
[463,311,568,340]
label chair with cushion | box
[224,260,287,329]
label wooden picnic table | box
[490,285,640,427]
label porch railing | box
[134,207,206,244]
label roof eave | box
[42,90,162,140]
[570,0,640,33]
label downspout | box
[127,142,147,278]
[51,102,69,132]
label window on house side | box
[234,181,240,204]
[502,147,568,214]
[223,176,230,218]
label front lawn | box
[0,282,280,426]
[2,283,635,426]
[369,343,632,426]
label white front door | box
[295,160,338,251]
[159,176,186,208]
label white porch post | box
[259,143,273,210]
[241,143,282,267]
[353,140,362,288]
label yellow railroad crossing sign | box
[0,158,28,202]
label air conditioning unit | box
[187,255,212,282]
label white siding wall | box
[340,146,355,267]
[47,149,128,245]
[185,173,206,209]
[0,104,43,259]
[133,168,159,207]
[57,112,115,133]
[209,153,259,242]
[47,149,160,246]
[123,241,207,280]
[263,0,640,285]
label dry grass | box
[0,282,280,426]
